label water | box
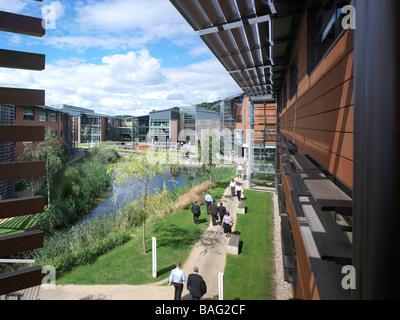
[76,169,189,225]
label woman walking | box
[222,212,234,237]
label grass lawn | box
[224,190,275,300]
[0,215,42,236]
[57,175,234,285]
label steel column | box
[354,0,400,300]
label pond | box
[76,169,190,226]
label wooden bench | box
[227,234,240,255]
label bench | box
[238,202,246,214]
[227,234,240,255]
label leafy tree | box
[20,129,69,207]
[108,151,167,254]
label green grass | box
[0,214,43,236]
[224,190,275,300]
[57,175,235,285]
[57,207,209,285]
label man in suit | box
[187,266,207,300]
[191,202,201,224]
[209,200,218,226]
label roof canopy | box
[170,0,305,97]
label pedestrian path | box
[37,177,245,300]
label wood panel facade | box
[280,12,354,189]
[0,1,46,297]
[276,4,354,300]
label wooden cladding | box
[0,49,45,71]
[0,2,46,296]
[0,197,45,220]
[0,126,44,142]
[279,27,354,188]
[0,11,45,37]
[0,230,43,258]
[0,87,45,106]
[0,161,45,180]
[0,266,43,296]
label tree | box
[19,129,69,207]
[109,151,167,254]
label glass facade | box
[81,115,102,144]
[149,119,170,142]
[179,106,196,143]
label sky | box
[0,0,242,116]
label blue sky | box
[0,0,241,115]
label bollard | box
[218,272,224,300]
[152,237,157,278]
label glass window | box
[307,1,352,75]
[237,115,243,123]
[23,108,34,121]
[39,111,48,122]
[51,113,57,122]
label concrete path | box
[37,178,244,300]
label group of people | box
[168,262,207,300]
[175,172,246,300]
[229,179,243,201]
[192,191,234,237]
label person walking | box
[236,183,242,202]
[204,191,213,215]
[209,200,218,226]
[229,179,236,197]
[168,262,186,300]
[217,201,226,226]
[222,212,234,237]
[237,164,243,178]
[187,266,207,300]
[191,201,201,225]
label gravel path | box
[272,192,292,300]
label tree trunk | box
[142,181,148,254]
[46,156,51,208]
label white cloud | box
[0,50,240,117]
[47,1,65,20]
[43,0,197,52]
[0,0,27,13]
[75,0,192,38]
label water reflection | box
[76,170,189,225]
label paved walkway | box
[37,177,245,300]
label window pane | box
[39,111,48,122]
[23,109,34,121]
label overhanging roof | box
[170,0,305,97]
